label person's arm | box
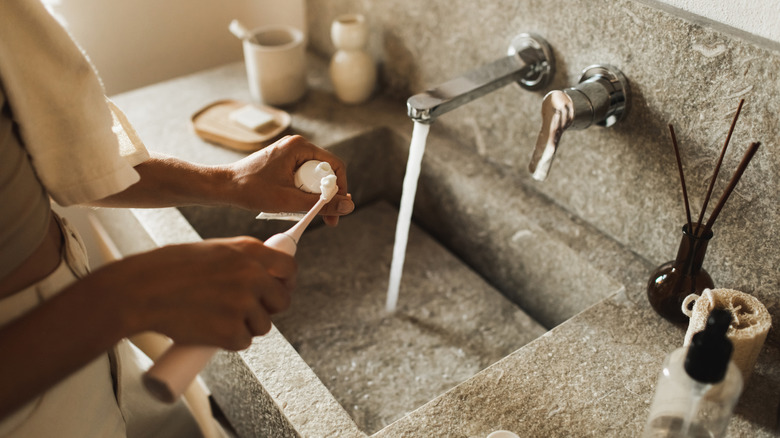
[0,135,348,420]
[0,236,295,420]
[92,135,355,224]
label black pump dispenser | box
[684,308,734,383]
[643,308,743,437]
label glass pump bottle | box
[642,309,743,438]
[647,223,714,324]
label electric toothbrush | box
[143,170,338,403]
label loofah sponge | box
[682,288,772,383]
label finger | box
[276,186,323,212]
[261,250,297,282]
[286,136,349,195]
[258,279,292,314]
[229,236,298,281]
[226,327,253,351]
[245,305,273,337]
[323,215,339,227]
[210,315,253,350]
[319,193,354,218]
[248,261,293,314]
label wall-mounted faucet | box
[529,65,630,181]
[407,33,555,124]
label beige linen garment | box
[0,1,205,437]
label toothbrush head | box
[229,19,251,40]
[319,175,338,202]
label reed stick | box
[669,124,693,233]
[694,99,745,235]
[702,141,761,235]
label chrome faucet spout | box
[407,33,554,124]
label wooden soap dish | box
[191,99,291,151]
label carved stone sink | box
[178,127,623,434]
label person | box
[0,1,354,436]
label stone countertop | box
[106,57,780,437]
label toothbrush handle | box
[142,231,301,403]
[142,345,218,403]
[285,197,327,242]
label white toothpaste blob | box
[256,161,337,221]
[319,174,338,202]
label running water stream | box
[386,121,431,312]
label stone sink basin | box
[103,60,779,437]
[176,128,624,436]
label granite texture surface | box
[306,0,780,345]
[105,0,780,434]
[274,202,546,434]
[111,58,780,436]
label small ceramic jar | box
[329,14,376,104]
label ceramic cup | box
[243,25,306,106]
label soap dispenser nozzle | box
[684,308,734,384]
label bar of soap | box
[229,105,275,131]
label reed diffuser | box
[647,99,761,323]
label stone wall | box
[306,0,780,338]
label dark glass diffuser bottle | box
[647,223,714,324]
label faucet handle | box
[529,65,630,181]
[529,90,574,181]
